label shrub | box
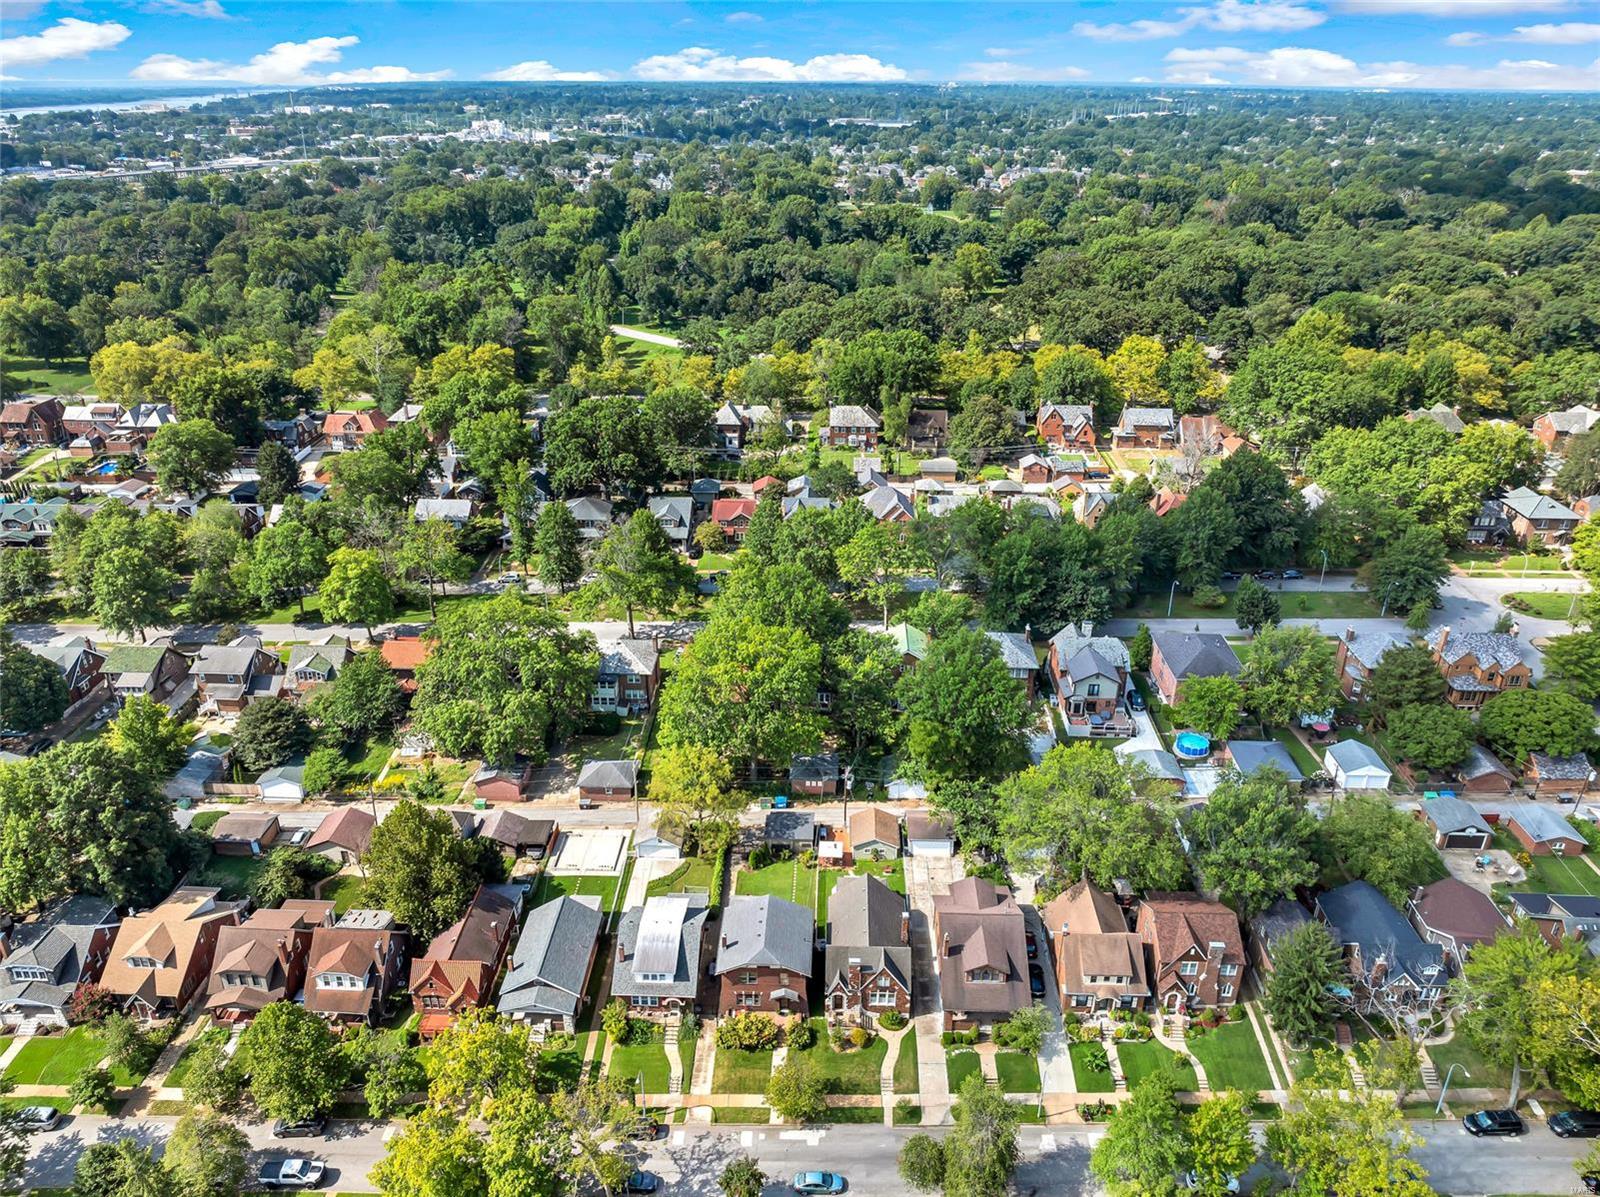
[67,983,117,1026]
[716,1012,780,1052]
[601,999,632,1043]
[1080,1099,1112,1122]
[1074,1023,1102,1043]
[1078,1044,1109,1074]
[678,1012,699,1043]
[1226,1005,1245,1022]
[849,1026,872,1050]
[1192,583,1226,608]
[798,848,817,868]
[748,843,776,870]
[878,1010,907,1031]
[70,1067,116,1113]
[786,1020,816,1051]
[583,710,623,736]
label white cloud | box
[1075,0,1324,42]
[984,46,1027,58]
[487,59,610,82]
[724,10,763,24]
[132,35,447,84]
[631,46,907,81]
[148,0,230,18]
[1164,42,1600,88]
[1337,0,1571,13]
[1445,31,1487,46]
[959,60,1089,82]
[1510,22,1600,43]
[0,17,130,69]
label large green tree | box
[148,418,236,497]
[1479,687,1597,762]
[1187,769,1317,916]
[1090,1065,1188,1197]
[235,1001,349,1122]
[1362,645,1445,721]
[1315,792,1445,906]
[362,800,502,941]
[317,547,394,637]
[0,636,67,734]
[591,509,696,638]
[896,629,1032,781]
[1238,624,1339,728]
[1263,921,1345,1048]
[1386,703,1474,770]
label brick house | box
[1526,751,1596,795]
[790,752,840,797]
[824,405,881,449]
[321,409,388,450]
[60,402,125,437]
[1315,881,1445,1012]
[1047,631,1132,735]
[822,875,911,1025]
[1407,878,1507,971]
[1042,879,1149,1014]
[0,397,66,445]
[1504,803,1588,856]
[1111,407,1176,449]
[613,895,709,1020]
[714,895,814,1018]
[1035,404,1096,450]
[1498,487,1581,546]
[933,877,1030,1030]
[204,901,333,1024]
[303,909,408,1028]
[1149,632,1241,707]
[1333,628,1411,701]
[32,636,106,708]
[907,408,949,452]
[1177,415,1247,456]
[99,887,243,1020]
[410,885,523,1038]
[593,638,661,715]
[209,812,280,857]
[0,896,120,1029]
[713,402,774,453]
[306,806,375,866]
[861,485,914,523]
[497,895,603,1032]
[478,811,557,858]
[1508,892,1600,949]
[1136,893,1246,1013]
[577,759,640,803]
[471,764,533,804]
[1456,745,1517,794]
[1427,628,1530,710]
[711,497,758,544]
[100,644,188,702]
[1533,405,1600,451]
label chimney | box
[900,911,910,945]
[1436,625,1450,656]
[721,935,729,949]
[1344,626,1356,643]
[941,932,950,957]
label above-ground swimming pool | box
[1174,731,1212,759]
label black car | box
[1583,1174,1600,1194]
[1219,570,1240,581]
[1126,688,1146,712]
[1254,569,1279,581]
[625,1171,661,1195]
[1028,962,1046,998]
[1463,1109,1525,1137]
[271,1114,328,1139]
[1551,1110,1600,1138]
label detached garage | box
[1422,795,1492,851]
[906,812,954,858]
[1324,740,1392,792]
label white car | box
[16,1106,61,1132]
[1181,1171,1240,1194]
[259,1158,326,1189]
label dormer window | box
[125,956,161,970]
[7,965,51,983]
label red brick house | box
[471,764,533,804]
[593,639,661,715]
[1136,893,1246,1013]
[1526,752,1596,796]
[304,909,408,1028]
[1333,628,1411,701]
[0,397,65,446]
[824,405,881,449]
[711,497,759,544]
[1427,628,1530,710]
[714,895,814,1018]
[577,759,640,803]
[410,885,522,1038]
[1035,404,1096,450]
[1149,631,1241,707]
[205,902,333,1024]
[822,876,911,1025]
[1043,879,1149,1013]
[1111,407,1177,449]
[99,887,243,1019]
[932,877,1030,1031]
[1532,405,1600,451]
[1504,803,1589,856]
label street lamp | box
[1434,1064,1470,1117]
[1379,580,1400,619]
[1318,548,1329,590]
[1167,578,1179,618]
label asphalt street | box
[22,1115,1592,1195]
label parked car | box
[16,1106,61,1133]
[1025,931,1038,960]
[792,1174,846,1195]
[497,572,520,585]
[628,1118,665,1141]
[1583,1174,1600,1194]
[271,1114,328,1139]
[625,1171,660,1194]
[1028,962,1046,998]
[1126,688,1146,712]
[1463,1109,1525,1137]
[1181,1172,1239,1193]
[1254,569,1279,581]
[258,1158,326,1190]
[1551,1110,1600,1137]
[1281,568,1304,579]
[1219,571,1240,581]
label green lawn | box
[794,1019,888,1095]
[571,718,645,766]
[1504,591,1580,621]
[321,873,370,915]
[678,1030,697,1082]
[995,1051,1040,1094]
[1117,588,1378,622]
[608,1042,671,1094]
[1116,1040,1199,1091]
[167,1023,230,1090]
[1069,1042,1115,1093]
[696,552,739,573]
[946,1050,982,1091]
[1270,728,1324,778]
[1186,1020,1274,1093]
[342,737,396,783]
[1428,1033,1512,1092]
[191,851,270,900]
[536,871,625,912]
[189,810,226,833]
[6,357,93,394]
[1492,830,1600,898]
[712,1047,774,1095]
[5,1026,146,1088]
[735,855,819,908]
[817,859,905,930]
[647,855,720,899]
[893,1033,919,1094]
[710,1105,771,1123]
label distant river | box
[1,91,259,118]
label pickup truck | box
[257,1158,326,1190]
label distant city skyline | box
[1,0,1598,90]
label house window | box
[1220,984,1234,999]
[869,989,898,1007]
[1086,683,1100,697]
[422,995,446,1008]
[7,966,50,983]
[1178,962,1200,977]
[737,992,761,1008]
[738,971,757,985]
[125,956,161,970]
[632,995,660,1008]
[638,972,669,983]
[1219,964,1239,977]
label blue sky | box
[2,0,1598,89]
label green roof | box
[101,645,171,674]
[885,622,930,660]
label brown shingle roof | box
[1410,878,1507,949]
[101,888,240,1003]
[1139,893,1245,974]
[307,806,375,855]
[848,806,901,851]
[932,877,1029,1016]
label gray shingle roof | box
[1340,629,1410,672]
[599,639,658,677]
[1326,739,1388,776]
[1428,629,1523,670]
[764,810,816,844]
[1507,802,1584,844]
[577,759,640,791]
[614,895,710,999]
[1459,745,1514,782]
[1423,794,1491,837]
[1118,407,1176,431]
[1531,752,1596,782]
[1225,740,1304,782]
[1153,631,1240,680]
[497,896,603,1019]
[1119,747,1185,782]
[985,631,1038,673]
[861,486,913,520]
[789,753,839,783]
[1500,486,1578,523]
[0,896,118,1011]
[829,405,881,429]
[1317,880,1443,988]
[715,895,814,976]
[1049,631,1129,673]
